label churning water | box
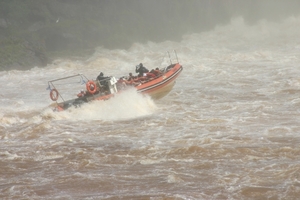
[1,17,300,199]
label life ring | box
[50,89,59,101]
[86,80,97,94]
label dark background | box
[1,0,300,70]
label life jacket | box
[146,72,156,78]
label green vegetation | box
[0,0,299,71]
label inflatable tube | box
[50,89,59,101]
[86,80,97,94]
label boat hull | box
[136,63,183,99]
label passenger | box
[135,63,149,77]
[121,73,139,86]
[77,89,86,97]
[146,72,156,78]
[127,72,135,81]
[74,90,88,104]
[136,75,147,82]
[152,68,162,76]
[117,77,127,90]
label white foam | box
[0,116,26,127]
[42,88,157,121]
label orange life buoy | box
[50,89,59,101]
[86,80,97,94]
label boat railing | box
[47,73,89,102]
[48,73,89,85]
[161,50,179,73]
[167,50,179,65]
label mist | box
[74,0,300,48]
[1,0,300,70]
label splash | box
[0,115,24,127]
[41,88,157,121]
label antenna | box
[167,51,172,64]
[174,50,179,63]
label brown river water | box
[1,17,300,199]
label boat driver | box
[97,72,110,91]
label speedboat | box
[47,52,183,111]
